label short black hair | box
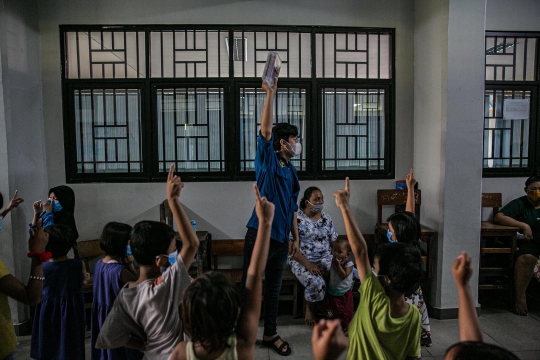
[374,243,422,297]
[299,186,321,210]
[445,341,519,359]
[181,271,241,353]
[100,222,132,257]
[525,175,540,188]
[130,221,176,266]
[387,211,421,246]
[272,123,299,152]
[332,237,351,252]
[44,224,75,258]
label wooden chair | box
[374,189,435,279]
[479,193,519,304]
[159,200,211,277]
[212,239,300,318]
[73,239,105,309]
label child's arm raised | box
[452,251,482,342]
[0,190,23,218]
[237,185,274,349]
[0,219,48,306]
[405,168,416,214]
[166,165,199,269]
[334,178,370,282]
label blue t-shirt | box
[246,132,300,243]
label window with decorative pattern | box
[483,32,540,177]
[61,25,394,182]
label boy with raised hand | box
[334,178,423,360]
[96,165,199,360]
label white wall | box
[38,0,416,240]
[482,0,540,208]
[0,0,48,324]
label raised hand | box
[311,319,348,360]
[261,78,278,95]
[29,219,49,253]
[333,177,350,210]
[122,255,135,266]
[7,190,23,210]
[33,200,43,214]
[166,164,184,200]
[254,184,275,223]
[406,168,417,189]
[452,251,473,288]
[43,199,53,213]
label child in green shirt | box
[333,178,423,360]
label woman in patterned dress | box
[289,187,338,326]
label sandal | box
[262,335,292,356]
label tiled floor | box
[14,298,540,359]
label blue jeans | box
[241,227,289,337]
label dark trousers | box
[240,227,289,337]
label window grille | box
[61,25,395,182]
[483,31,540,177]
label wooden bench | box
[212,239,299,318]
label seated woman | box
[494,174,540,316]
[289,187,338,326]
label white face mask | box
[283,140,302,157]
[307,200,324,213]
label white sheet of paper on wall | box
[503,99,530,120]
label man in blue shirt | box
[241,80,301,356]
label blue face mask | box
[0,216,3,230]
[168,250,178,267]
[52,200,63,213]
[387,229,396,243]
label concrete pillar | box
[414,0,486,318]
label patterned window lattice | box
[485,36,537,81]
[231,31,312,78]
[150,30,230,78]
[322,88,385,170]
[239,88,307,171]
[483,89,531,168]
[63,26,394,180]
[157,88,225,172]
[74,89,143,173]
[316,32,391,79]
[65,31,146,79]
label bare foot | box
[305,303,316,326]
[515,296,528,316]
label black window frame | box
[61,25,396,183]
[483,31,540,178]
